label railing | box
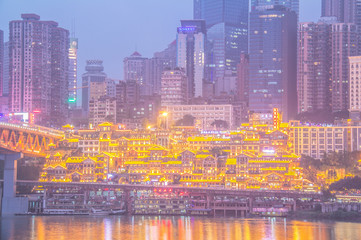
[0,122,64,138]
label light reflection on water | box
[1,216,361,240]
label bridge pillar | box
[0,153,28,215]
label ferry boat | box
[90,208,111,215]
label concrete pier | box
[0,153,28,215]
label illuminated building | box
[9,14,69,125]
[161,69,188,106]
[249,6,297,120]
[163,104,234,130]
[81,60,107,114]
[2,41,9,96]
[298,21,332,113]
[176,20,206,98]
[68,38,78,108]
[290,123,361,159]
[349,56,361,119]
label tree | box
[175,114,195,126]
[211,120,229,130]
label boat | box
[90,208,110,215]
[109,209,126,215]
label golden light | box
[162,112,168,117]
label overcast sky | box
[0,0,321,80]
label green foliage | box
[175,114,195,126]
[211,120,229,130]
[329,176,361,191]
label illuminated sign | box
[178,27,196,32]
[273,108,280,130]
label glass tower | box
[249,6,297,120]
[193,0,249,84]
[251,0,299,16]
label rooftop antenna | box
[71,18,76,38]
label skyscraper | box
[68,38,78,108]
[251,0,299,16]
[123,52,148,95]
[298,21,332,113]
[331,23,358,112]
[9,14,69,125]
[237,53,249,103]
[193,0,249,82]
[249,6,297,120]
[2,42,9,96]
[322,0,361,25]
[0,30,3,97]
[349,56,361,119]
[82,60,107,113]
[177,20,206,98]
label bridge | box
[0,122,64,215]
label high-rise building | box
[89,96,116,126]
[123,52,148,96]
[237,53,249,103]
[193,0,249,80]
[322,0,361,26]
[161,69,188,106]
[249,6,297,120]
[251,0,299,16]
[68,38,78,108]
[82,60,107,114]
[0,30,3,97]
[177,20,206,98]
[150,41,177,95]
[3,42,9,96]
[9,14,69,125]
[331,23,358,112]
[349,56,361,119]
[298,21,332,113]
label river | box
[1,216,361,240]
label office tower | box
[68,38,78,108]
[249,6,297,120]
[193,0,249,81]
[251,0,299,16]
[3,42,9,96]
[331,23,358,112]
[123,52,148,96]
[177,20,206,98]
[82,60,107,113]
[349,56,361,119]
[9,14,69,125]
[237,53,249,103]
[298,21,332,113]
[161,69,188,106]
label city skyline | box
[0,0,320,80]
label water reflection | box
[1,216,361,240]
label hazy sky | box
[0,0,321,80]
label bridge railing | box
[0,122,64,138]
